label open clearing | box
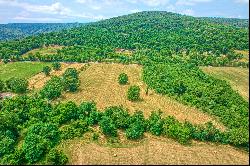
[58,131,249,165]
[28,62,249,165]
[22,45,63,58]
[201,66,249,101]
[57,63,225,130]
[0,61,51,81]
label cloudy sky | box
[0,0,249,23]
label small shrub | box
[147,111,164,136]
[163,116,191,144]
[127,85,140,101]
[6,77,28,94]
[125,111,146,140]
[62,68,80,92]
[52,62,61,71]
[118,73,128,85]
[0,80,4,92]
[60,120,89,140]
[92,132,99,141]
[99,116,117,137]
[43,66,51,76]
[47,149,68,165]
[78,101,97,119]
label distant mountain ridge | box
[0,23,85,41]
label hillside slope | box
[0,11,248,61]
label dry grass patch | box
[58,132,249,165]
[202,66,249,101]
[61,63,225,130]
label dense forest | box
[0,23,84,41]
[0,11,249,165]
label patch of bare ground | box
[61,63,225,130]
[58,131,249,165]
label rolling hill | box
[0,11,249,165]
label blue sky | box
[0,0,249,23]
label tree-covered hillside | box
[0,11,248,62]
[0,23,84,41]
[200,17,249,28]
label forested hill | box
[0,23,84,41]
[0,11,248,60]
[200,17,249,28]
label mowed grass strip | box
[201,66,249,101]
[60,63,225,130]
[0,61,51,81]
[58,132,249,165]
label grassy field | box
[58,130,249,165]
[201,66,249,101]
[0,61,51,81]
[7,62,250,164]
[53,63,224,129]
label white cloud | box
[13,16,62,22]
[176,0,212,6]
[235,0,249,4]
[180,9,195,16]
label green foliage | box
[125,111,146,140]
[99,116,118,137]
[6,77,28,93]
[0,80,4,92]
[47,148,68,165]
[0,148,26,165]
[43,66,51,76]
[60,120,89,140]
[52,62,61,71]
[127,85,140,101]
[22,123,60,164]
[147,111,164,136]
[52,101,79,125]
[103,106,130,129]
[118,73,128,85]
[163,116,192,144]
[40,76,63,100]
[143,58,249,147]
[62,68,80,92]
[92,132,100,141]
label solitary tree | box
[118,73,128,85]
[43,66,51,76]
[52,62,61,71]
[127,85,140,101]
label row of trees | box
[1,94,245,165]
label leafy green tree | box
[52,62,61,71]
[99,116,117,137]
[127,85,140,101]
[43,66,51,76]
[40,76,63,100]
[0,80,4,92]
[62,68,80,92]
[118,73,128,85]
[6,77,28,94]
[147,111,164,136]
[47,149,68,165]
